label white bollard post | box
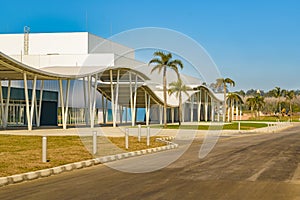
[138,124,141,142]
[147,127,150,146]
[42,136,47,163]
[238,122,241,131]
[125,128,129,149]
[93,131,97,155]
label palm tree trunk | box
[163,67,167,128]
[223,85,227,122]
[290,101,292,118]
[179,92,182,126]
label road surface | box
[0,125,300,199]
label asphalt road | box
[0,125,300,200]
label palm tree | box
[246,97,256,118]
[284,90,295,116]
[271,87,284,114]
[227,93,240,121]
[168,79,189,125]
[216,78,235,122]
[148,51,183,128]
[246,95,265,119]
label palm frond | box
[169,59,184,70]
[151,65,164,74]
[148,58,163,65]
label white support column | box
[0,80,4,127]
[35,80,44,127]
[109,70,116,127]
[24,73,31,130]
[114,70,120,127]
[59,79,70,130]
[204,91,208,122]
[132,74,138,126]
[59,80,65,129]
[83,77,88,125]
[29,76,37,129]
[239,104,242,120]
[88,76,92,126]
[91,74,98,128]
[64,80,70,129]
[129,72,133,126]
[3,80,11,128]
[227,99,230,122]
[197,90,201,122]
[236,101,239,121]
[190,94,194,122]
[231,99,234,121]
[145,92,150,126]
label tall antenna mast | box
[24,26,30,55]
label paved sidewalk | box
[0,122,294,137]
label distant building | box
[0,31,228,130]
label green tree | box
[168,79,189,125]
[271,87,285,114]
[148,51,183,128]
[227,93,243,121]
[284,90,295,115]
[216,78,235,122]
[246,95,265,119]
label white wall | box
[0,32,88,55]
[10,54,115,69]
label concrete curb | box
[0,137,177,188]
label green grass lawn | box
[146,122,267,130]
[0,135,164,177]
[247,115,300,122]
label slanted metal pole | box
[204,91,208,122]
[198,90,201,122]
[4,80,11,128]
[132,74,138,126]
[91,74,98,128]
[64,80,70,129]
[114,70,120,126]
[83,77,88,125]
[93,131,97,155]
[0,80,4,127]
[35,80,44,127]
[110,70,116,127]
[88,76,92,126]
[129,72,134,126]
[42,136,47,163]
[30,76,37,129]
[24,73,31,130]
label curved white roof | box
[0,51,223,107]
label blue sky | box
[1,0,300,91]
